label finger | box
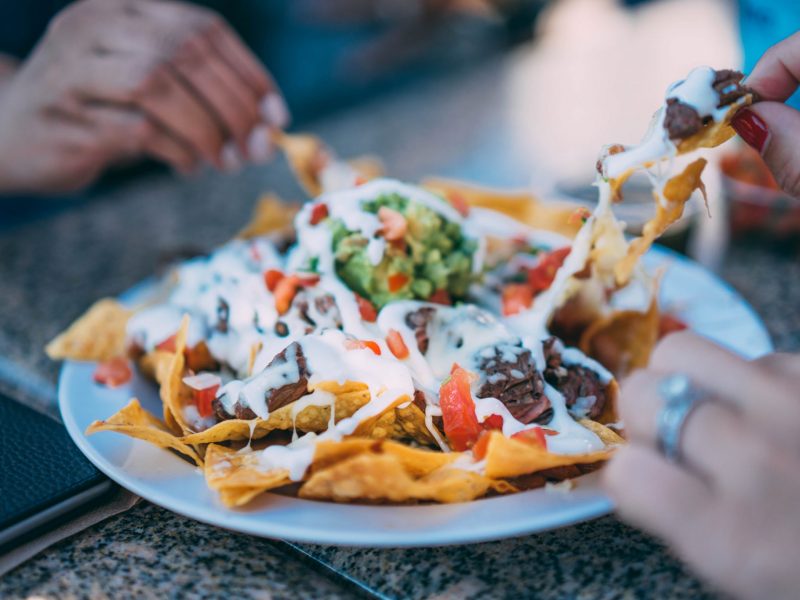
[204,22,290,127]
[603,445,714,546]
[732,103,800,198]
[74,55,226,167]
[647,332,800,446]
[84,103,197,174]
[170,34,261,156]
[756,353,800,379]
[620,369,763,493]
[745,30,800,102]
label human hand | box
[0,0,288,194]
[603,332,800,600]
[732,31,800,197]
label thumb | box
[732,102,800,197]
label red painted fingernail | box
[731,108,769,153]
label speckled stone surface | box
[1,53,798,599]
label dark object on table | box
[0,391,112,553]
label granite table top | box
[2,51,798,600]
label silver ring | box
[656,374,709,464]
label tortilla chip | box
[614,158,707,285]
[579,418,625,445]
[422,177,582,238]
[86,398,202,466]
[482,431,612,480]
[46,299,131,361]
[159,316,194,435]
[393,402,440,446]
[274,131,327,197]
[299,454,488,503]
[181,384,372,445]
[676,100,753,155]
[236,194,298,240]
[579,298,660,378]
[204,444,292,507]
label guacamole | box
[330,193,477,308]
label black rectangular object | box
[0,390,111,547]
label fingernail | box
[247,125,274,164]
[731,108,770,154]
[260,93,290,128]
[220,142,243,172]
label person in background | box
[604,31,800,600]
[0,0,540,200]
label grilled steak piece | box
[212,342,311,420]
[542,338,607,420]
[664,69,753,141]
[475,344,551,424]
[405,306,436,354]
[664,98,705,140]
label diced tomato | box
[482,414,504,431]
[659,313,688,339]
[378,206,407,241]
[428,289,452,305]
[439,365,481,451]
[501,284,534,316]
[386,329,409,359]
[344,339,381,355]
[472,431,492,460]
[355,294,378,322]
[447,191,470,217]
[155,334,177,353]
[511,427,547,449]
[568,207,592,225]
[363,340,381,355]
[309,203,329,225]
[274,276,300,315]
[264,269,284,292]
[387,273,409,293]
[296,273,320,287]
[93,357,132,388]
[354,175,367,186]
[527,247,571,294]
[192,385,219,418]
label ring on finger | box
[656,373,713,464]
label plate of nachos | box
[48,67,772,546]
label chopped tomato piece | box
[527,247,571,294]
[155,334,177,353]
[296,273,320,287]
[428,289,452,305]
[447,191,470,217]
[354,175,367,186]
[482,414,504,431]
[264,269,284,292]
[501,284,534,316]
[192,385,219,418]
[378,206,407,241]
[355,294,378,322]
[93,357,132,388]
[659,313,688,338]
[344,339,381,355]
[472,431,492,460]
[439,365,481,451]
[387,273,409,293]
[511,427,547,449]
[568,207,592,225]
[386,329,409,359]
[309,203,329,225]
[274,276,300,315]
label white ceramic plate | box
[59,246,772,547]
